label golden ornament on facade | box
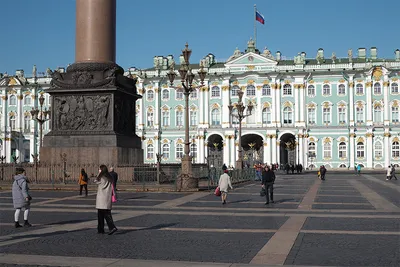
[393,137,400,142]
[383,81,390,87]
[356,137,364,143]
[232,81,239,85]
[147,139,153,144]
[263,102,270,108]
[392,78,398,82]
[277,84,281,89]
[263,142,268,146]
[339,137,346,142]
[141,136,146,141]
[323,80,330,84]
[366,82,372,87]
[365,133,374,138]
[154,136,159,140]
[393,100,399,108]
[283,101,292,108]
[222,85,229,91]
[322,102,330,108]
[323,138,331,144]
[298,134,304,138]
[138,89,144,94]
[372,67,383,80]
[308,80,314,84]
[349,82,354,88]
[246,65,255,70]
[383,132,391,137]
[212,82,219,86]
[256,85,262,90]
[240,86,246,90]
[284,80,291,84]
[339,79,345,83]
[271,84,277,89]
[247,80,255,85]
[1,96,8,100]
[271,134,277,139]
[263,80,270,84]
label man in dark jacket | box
[109,167,118,190]
[261,165,276,205]
[319,165,327,180]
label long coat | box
[95,175,113,210]
[12,174,30,209]
[218,173,233,192]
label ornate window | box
[338,84,346,95]
[392,141,400,158]
[24,95,32,105]
[190,89,197,99]
[211,108,220,125]
[147,90,154,101]
[307,85,315,96]
[176,143,183,159]
[283,84,292,95]
[323,84,331,96]
[176,109,183,127]
[162,109,169,127]
[323,107,330,124]
[308,107,316,124]
[374,105,382,123]
[147,110,154,127]
[176,89,183,100]
[147,144,154,159]
[190,144,197,161]
[162,144,170,159]
[231,108,239,125]
[211,86,220,97]
[246,85,256,96]
[262,107,271,124]
[391,83,399,94]
[373,83,381,94]
[338,142,347,158]
[338,107,346,124]
[9,115,16,130]
[356,142,365,158]
[231,85,240,96]
[323,141,332,158]
[190,110,197,126]
[262,85,271,96]
[356,106,364,123]
[356,84,364,94]
[283,106,293,124]
[24,115,30,131]
[162,89,169,100]
[391,106,399,123]
[308,142,316,158]
[9,95,16,106]
[374,141,383,158]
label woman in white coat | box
[218,169,233,204]
[95,165,117,235]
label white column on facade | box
[263,140,268,164]
[256,84,262,127]
[221,83,230,128]
[270,79,277,126]
[349,133,355,168]
[199,84,205,127]
[349,78,355,127]
[383,78,389,125]
[222,135,229,165]
[366,133,373,168]
[299,134,304,166]
[299,84,305,125]
[294,84,299,125]
[276,138,280,165]
[275,82,282,127]
[154,84,160,128]
[303,136,309,168]
[204,84,210,126]
[366,80,373,126]
[271,135,277,163]
[198,135,204,163]
[384,133,390,168]
[266,135,271,164]
[16,90,23,160]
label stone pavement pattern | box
[0,171,399,266]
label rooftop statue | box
[331,52,337,63]
[262,47,274,60]
[227,47,242,62]
[348,49,353,62]
[32,65,37,77]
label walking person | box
[261,165,275,204]
[386,165,392,181]
[390,165,398,180]
[109,166,118,191]
[12,167,32,228]
[356,164,362,176]
[94,165,117,235]
[78,168,88,196]
[319,165,327,180]
[218,169,233,205]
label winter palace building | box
[1,40,400,169]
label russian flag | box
[255,10,265,25]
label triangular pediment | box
[225,52,277,66]
[0,76,24,86]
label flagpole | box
[254,4,257,49]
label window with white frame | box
[211,86,220,97]
[373,83,381,94]
[262,107,271,124]
[356,84,364,94]
[356,106,364,123]
[283,106,293,124]
[246,85,256,96]
[162,144,170,159]
[338,142,347,158]
[392,141,400,158]
[147,144,154,159]
[24,95,32,105]
[262,85,271,96]
[374,141,383,158]
[308,142,316,158]
[190,89,197,98]
[176,89,183,99]
[176,110,183,127]
[231,108,239,124]
[308,85,315,96]
[283,84,292,95]
[391,83,399,93]
[323,107,330,124]
[392,106,399,123]
[308,107,316,124]
[338,84,346,95]
[162,110,169,126]
[190,144,197,160]
[9,95,16,105]
[24,115,30,131]
[323,84,331,95]
[338,107,346,124]
[176,143,183,159]
[356,142,365,158]
[190,110,197,126]
[231,85,240,96]
[162,89,169,99]
[147,90,154,101]
[323,141,332,158]
[9,115,16,130]
[211,108,220,125]
[147,110,154,127]
[374,106,382,123]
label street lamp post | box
[30,94,50,150]
[0,155,5,180]
[31,153,39,183]
[228,91,254,169]
[167,43,207,190]
[156,152,162,184]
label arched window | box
[9,115,16,130]
[162,144,170,159]
[190,89,197,99]
[262,85,271,96]
[176,143,183,159]
[283,106,292,124]
[323,84,331,95]
[262,107,271,124]
[176,89,183,99]
[374,83,381,94]
[162,109,169,127]
[356,84,364,94]
[231,108,239,124]
[190,144,197,161]
[283,84,292,95]
[211,86,220,97]
[211,108,221,125]
[308,85,315,96]
[392,141,400,158]
[190,110,197,126]
[308,142,316,158]
[338,142,347,158]
[147,110,154,127]
[338,106,346,124]
[9,95,16,105]
[176,109,183,126]
[24,95,32,105]
[356,142,365,158]
[323,141,332,158]
[323,106,331,124]
[246,85,255,96]
[391,106,399,123]
[231,85,240,96]
[308,107,316,124]
[162,89,169,99]
[24,115,30,131]
[338,84,346,95]
[374,141,383,158]
[147,144,154,159]
[391,83,399,94]
[147,90,154,101]
[374,105,382,123]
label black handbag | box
[260,188,266,197]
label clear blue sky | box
[1,0,399,76]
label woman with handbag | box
[218,169,233,204]
[12,167,32,228]
[78,168,88,196]
[94,165,117,235]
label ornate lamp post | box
[156,152,162,184]
[31,153,39,183]
[167,43,207,190]
[30,94,50,149]
[0,155,6,180]
[228,91,253,169]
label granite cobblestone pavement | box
[0,171,399,266]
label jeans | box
[265,183,274,203]
[79,184,88,195]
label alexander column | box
[41,0,143,165]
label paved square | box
[0,171,399,266]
